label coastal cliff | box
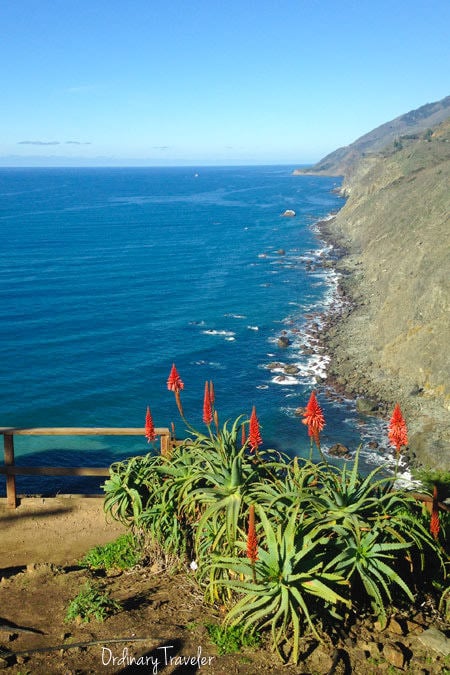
[303,105,450,471]
[295,95,450,178]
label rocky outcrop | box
[318,117,450,470]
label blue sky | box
[1,0,449,166]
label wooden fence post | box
[160,430,172,458]
[4,433,17,508]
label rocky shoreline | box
[314,201,449,472]
[316,217,392,411]
[293,106,450,474]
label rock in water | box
[277,335,291,348]
[329,443,350,458]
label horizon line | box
[0,161,313,169]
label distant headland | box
[294,95,450,471]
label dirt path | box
[1,497,449,673]
[0,496,126,570]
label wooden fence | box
[2,428,447,516]
[0,427,171,509]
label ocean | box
[0,165,389,495]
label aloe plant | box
[311,449,439,625]
[327,522,414,627]
[248,455,323,524]
[103,376,447,663]
[311,448,393,526]
[190,450,258,555]
[208,505,350,663]
[103,453,163,527]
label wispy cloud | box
[152,146,170,151]
[18,140,60,146]
[17,140,92,146]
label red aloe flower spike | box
[246,504,258,576]
[209,380,215,406]
[167,363,184,417]
[203,381,213,425]
[302,391,325,449]
[249,406,262,453]
[167,363,184,393]
[388,403,408,453]
[145,406,156,443]
[430,484,440,540]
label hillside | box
[294,95,450,177]
[317,114,450,471]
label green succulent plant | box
[103,453,163,527]
[327,522,414,627]
[102,377,447,664]
[209,504,350,664]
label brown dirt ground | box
[0,496,126,569]
[0,496,449,674]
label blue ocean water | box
[0,166,388,495]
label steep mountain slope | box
[295,95,450,177]
[320,117,450,470]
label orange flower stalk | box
[249,406,262,453]
[430,484,440,540]
[203,380,213,425]
[302,391,325,449]
[167,363,184,392]
[388,403,408,453]
[167,363,184,417]
[246,504,258,579]
[144,406,156,443]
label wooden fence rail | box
[0,427,171,509]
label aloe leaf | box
[290,599,301,663]
[256,503,278,559]
[373,558,415,601]
[348,445,362,491]
[301,577,350,606]
[289,585,320,638]
[226,594,279,626]
[371,540,412,553]
[359,568,386,619]
[365,561,393,601]
[230,454,243,489]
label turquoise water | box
[0,166,386,494]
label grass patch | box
[206,623,261,655]
[65,582,121,623]
[78,534,141,571]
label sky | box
[1,0,449,166]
